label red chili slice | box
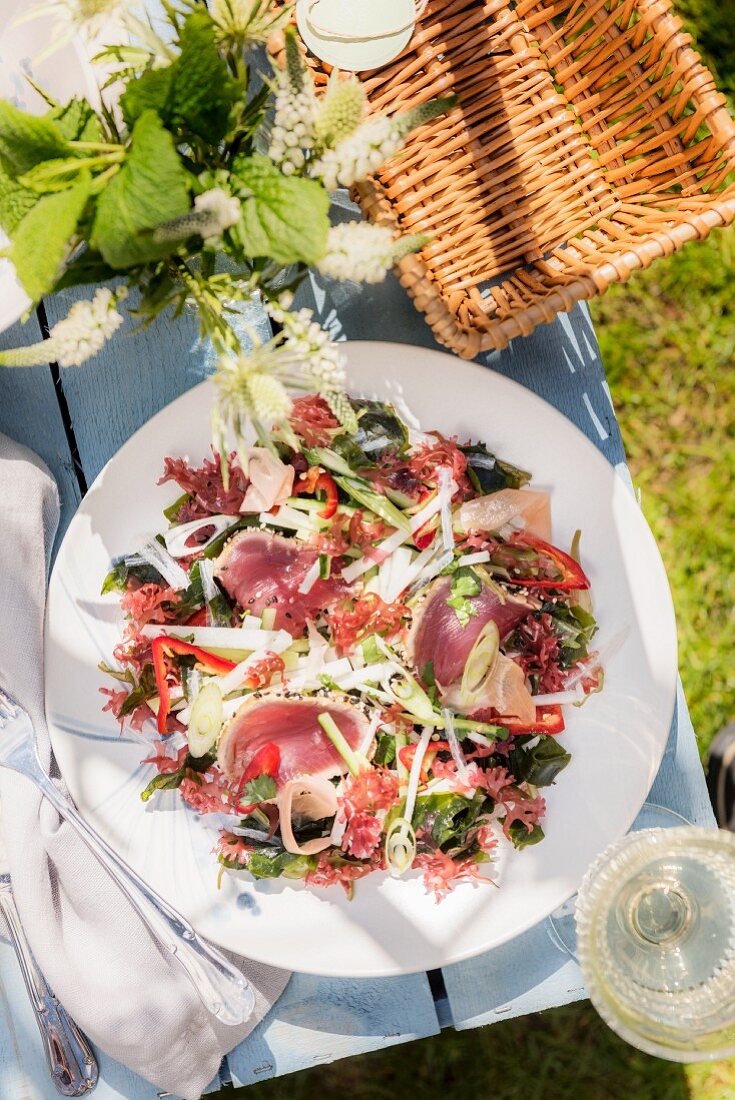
[398,740,450,779]
[507,534,590,591]
[314,472,339,519]
[150,636,237,735]
[495,704,565,735]
[235,742,281,814]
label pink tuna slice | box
[407,576,532,687]
[217,696,372,784]
[214,529,348,636]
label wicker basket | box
[295,0,735,358]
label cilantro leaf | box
[122,12,237,143]
[447,567,482,627]
[91,110,191,268]
[9,176,90,300]
[239,774,277,804]
[0,100,69,176]
[230,153,329,266]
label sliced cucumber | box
[187,681,224,758]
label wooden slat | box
[0,316,81,547]
[227,972,440,1088]
[41,288,272,486]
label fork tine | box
[0,688,20,725]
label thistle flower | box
[317,222,429,284]
[314,75,367,148]
[0,288,126,369]
[213,304,350,452]
[209,0,293,48]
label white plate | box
[0,6,100,334]
[45,342,677,977]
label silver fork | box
[0,688,255,1027]
[0,870,98,1094]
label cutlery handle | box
[37,775,254,1027]
[0,887,98,1096]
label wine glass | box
[574,824,735,1061]
[547,802,690,958]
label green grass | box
[233,5,735,1098]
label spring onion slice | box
[458,620,500,709]
[318,713,369,777]
[442,707,469,784]
[164,515,237,559]
[138,538,189,590]
[403,725,434,826]
[385,817,417,877]
[187,681,224,758]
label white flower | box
[310,115,404,191]
[195,189,242,229]
[268,69,318,176]
[0,288,125,369]
[51,288,125,367]
[318,223,397,284]
[317,222,429,284]
[265,303,346,393]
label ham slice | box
[214,529,348,636]
[456,489,551,541]
[217,696,372,783]
[407,576,532,687]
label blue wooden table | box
[0,226,716,1098]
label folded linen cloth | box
[0,434,290,1100]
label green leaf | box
[239,774,277,804]
[351,399,409,459]
[48,99,105,143]
[0,161,38,234]
[91,110,190,268]
[506,819,545,850]
[122,12,237,142]
[230,153,329,266]
[0,100,69,175]
[462,442,531,494]
[141,771,184,801]
[121,67,173,129]
[9,176,90,300]
[55,252,120,291]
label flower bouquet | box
[0,0,453,445]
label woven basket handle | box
[304,0,427,43]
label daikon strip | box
[214,637,293,695]
[138,538,189,590]
[437,467,455,553]
[341,528,407,583]
[442,707,470,784]
[404,548,454,600]
[260,505,320,533]
[381,545,414,603]
[297,558,321,595]
[456,550,491,567]
[140,624,290,651]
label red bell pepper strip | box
[150,635,237,735]
[314,472,339,520]
[496,704,565,735]
[507,534,590,591]
[413,519,437,551]
[398,740,450,779]
[235,742,281,814]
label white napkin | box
[0,434,290,1100]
